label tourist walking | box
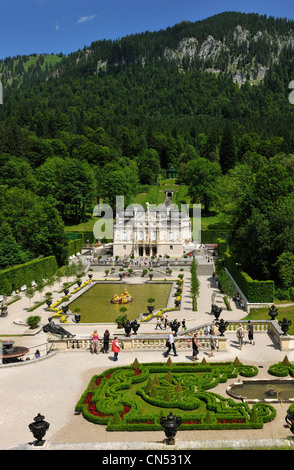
[102,329,110,353]
[112,336,120,361]
[236,323,245,350]
[247,321,255,345]
[164,331,178,357]
[182,319,186,331]
[192,333,200,361]
[155,317,163,330]
[208,331,216,357]
[164,315,169,329]
[90,329,99,354]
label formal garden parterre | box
[75,358,279,432]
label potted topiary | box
[115,307,128,328]
[26,315,41,329]
[147,298,155,314]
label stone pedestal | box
[218,337,227,351]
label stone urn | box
[215,318,229,336]
[160,412,182,445]
[123,320,132,337]
[278,318,292,335]
[268,305,278,321]
[28,413,50,446]
[131,320,140,335]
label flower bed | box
[75,359,276,431]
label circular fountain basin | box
[227,378,294,403]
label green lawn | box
[245,306,294,335]
[64,217,101,232]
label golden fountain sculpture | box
[111,288,133,304]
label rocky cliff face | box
[163,25,294,84]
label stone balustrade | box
[47,332,225,353]
[45,319,294,353]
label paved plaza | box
[1,252,294,450]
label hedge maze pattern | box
[75,360,276,431]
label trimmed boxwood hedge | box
[0,255,58,295]
[223,251,274,303]
[75,361,275,432]
[217,238,228,258]
[268,358,294,377]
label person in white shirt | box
[163,331,178,357]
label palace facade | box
[113,191,194,258]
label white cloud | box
[77,15,97,25]
[55,23,59,31]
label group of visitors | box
[89,329,111,354]
[191,330,216,360]
[163,329,216,360]
[90,329,121,360]
[155,315,186,331]
[89,320,255,362]
[236,321,255,349]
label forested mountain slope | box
[1,11,294,284]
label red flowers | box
[127,420,154,425]
[182,420,201,424]
[217,418,245,423]
[83,393,131,419]
[121,405,131,418]
[83,393,110,417]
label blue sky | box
[1,0,294,60]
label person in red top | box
[112,336,120,361]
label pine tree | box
[204,127,219,161]
[219,124,236,174]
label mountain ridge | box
[2,11,294,88]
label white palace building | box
[113,190,196,258]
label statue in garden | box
[111,289,133,304]
[43,317,75,338]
